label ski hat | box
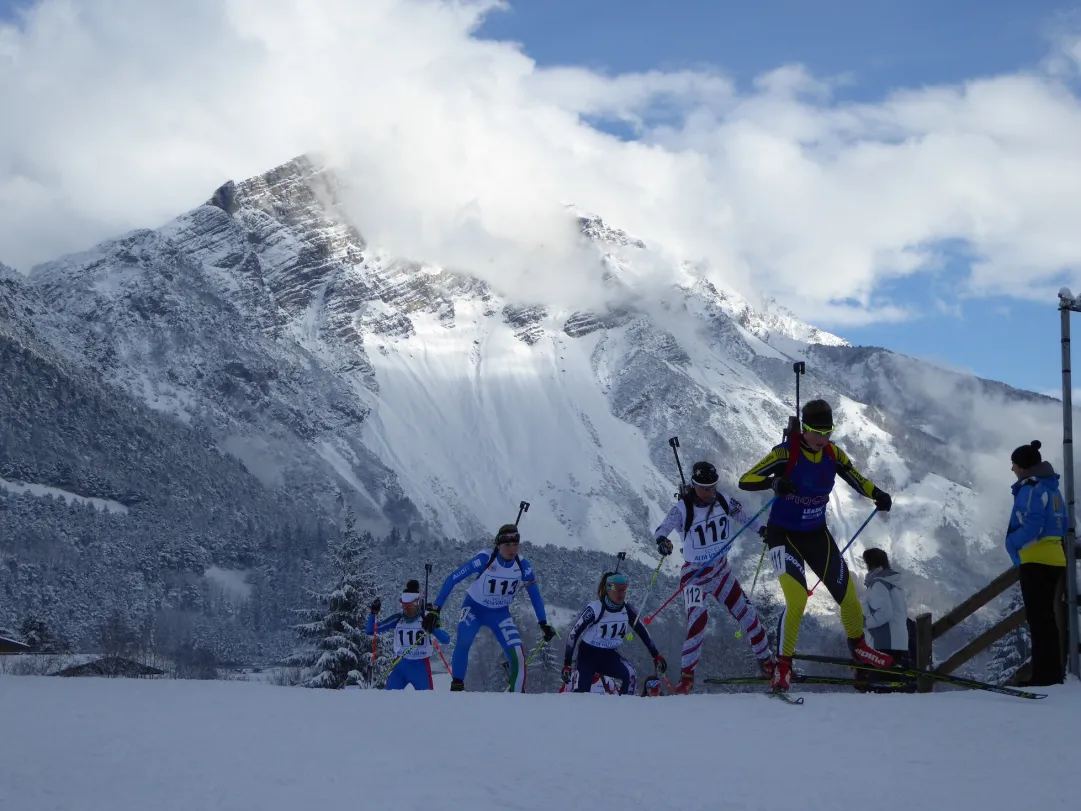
[802,399,834,432]
[691,461,719,488]
[1011,440,1042,470]
[401,578,422,605]
[605,573,629,588]
[495,524,521,545]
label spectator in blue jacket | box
[1006,440,1067,686]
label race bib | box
[684,583,706,609]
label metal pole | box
[1059,293,1081,680]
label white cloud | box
[3,0,1081,327]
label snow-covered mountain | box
[3,155,1069,630]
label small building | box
[54,656,165,678]
[0,635,30,654]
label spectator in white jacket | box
[858,548,915,692]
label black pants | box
[574,643,636,695]
[1019,563,1065,686]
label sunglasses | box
[802,423,834,436]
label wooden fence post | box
[915,612,934,693]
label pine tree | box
[985,586,1030,685]
[286,507,389,688]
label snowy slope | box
[0,676,1077,811]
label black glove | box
[873,489,892,512]
[422,605,441,633]
[539,622,557,643]
[757,526,768,540]
[369,597,381,615]
[772,476,797,496]
[656,537,673,556]
[653,653,668,674]
[561,666,572,684]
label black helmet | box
[690,461,719,487]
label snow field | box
[1,676,1078,811]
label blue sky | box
[478,0,1076,395]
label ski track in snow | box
[1,676,1077,811]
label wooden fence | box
[912,567,1068,691]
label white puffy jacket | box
[862,568,909,652]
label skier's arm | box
[564,605,597,667]
[738,447,788,491]
[431,627,451,644]
[725,494,744,519]
[863,584,892,629]
[626,604,659,657]
[432,552,491,607]
[832,445,879,498]
[1006,486,1044,557]
[653,502,683,540]
[520,560,548,622]
[366,612,400,634]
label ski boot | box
[847,634,893,670]
[671,670,695,695]
[770,655,793,692]
[450,678,465,692]
[758,654,777,682]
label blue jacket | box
[1005,462,1068,568]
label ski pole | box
[525,626,560,666]
[644,497,775,625]
[807,507,879,596]
[629,437,687,638]
[626,555,665,641]
[370,616,379,668]
[735,543,767,639]
[431,639,451,673]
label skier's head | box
[861,548,889,571]
[1010,440,1042,477]
[597,571,629,605]
[690,461,719,503]
[401,578,422,617]
[494,523,521,560]
[801,399,834,451]
[642,676,664,696]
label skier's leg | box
[487,609,527,692]
[709,554,771,663]
[573,643,601,693]
[766,524,809,657]
[403,659,433,691]
[673,563,709,692]
[450,600,484,683]
[814,526,864,640]
[609,652,637,696]
[384,664,409,690]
